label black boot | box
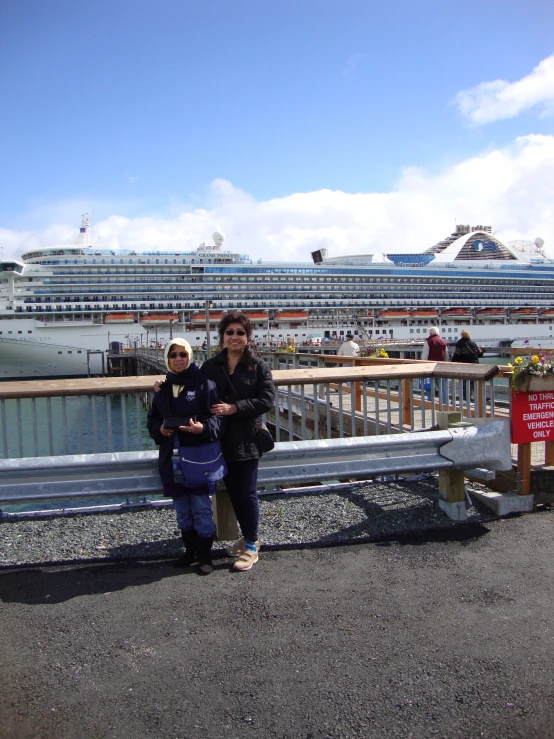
[196,535,214,575]
[174,529,197,568]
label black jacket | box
[451,338,483,364]
[201,350,275,462]
[147,363,225,486]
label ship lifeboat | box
[190,311,225,324]
[104,313,135,324]
[245,311,270,320]
[377,310,410,319]
[140,313,180,325]
[510,308,538,319]
[411,309,439,318]
[540,308,554,319]
[276,311,309,319]
[476,308,506,320]
[441,308,473,318]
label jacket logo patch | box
[186,391,196,401]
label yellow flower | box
[514,356,523,365]
[531,355,540,364]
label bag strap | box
[222,366,239,400]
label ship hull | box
[2,316,554,379]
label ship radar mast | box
[77,213,91,247]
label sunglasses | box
[168,352,188,359]
[224,329,247,336]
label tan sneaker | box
[225,538,260,558]
[232,543,259,572]
[225,537,245,558]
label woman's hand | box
[179,419,204,435]
[210,402,237,416]
[160,423,173,438]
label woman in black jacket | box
[451,329,484,401]
[147,338,225,574]
[202,312,275,572]
[451,330,484,363]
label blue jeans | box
[172,488,215,538]
[424,378,447,404]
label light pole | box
[205,300,213,354]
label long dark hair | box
[217,311,256,371]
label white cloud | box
[455,54,554,124]
[1,134,553,263]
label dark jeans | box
[224,458,260,542]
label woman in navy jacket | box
[202,312,275,572]
[148,338,225,574]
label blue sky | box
[1,0,553,260]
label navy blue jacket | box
[147,363,225,485]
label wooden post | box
[212,482,239,541]
[476,380,485,418]
[517,442,532,496]
[436,411,466,512]
[402,379,411,428]
[355,380,362,413]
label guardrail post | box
[436,411,467,520]
[517,442,532,496]
[212,482,239,541]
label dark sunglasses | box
[168,352,188,359]
[224,329,246,336]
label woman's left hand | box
[211,402,237,416]
[179,419,204,435]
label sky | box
[1,0,554,261]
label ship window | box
[78,350,82,354]
[68,351,72,354]
[58,351,62,354]
[18,330,22,334]
[8,331,12,334]
[28,330,32,333]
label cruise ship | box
[1,215,553,378]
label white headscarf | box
[163,338,193,373]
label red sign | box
[511,389,554,443]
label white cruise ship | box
[1,215,553,379]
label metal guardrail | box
[0,420,511,507]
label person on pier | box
[147,338,225,575]
[201,312,275,573]
[421,326,448,402]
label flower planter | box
[516,375,554,392]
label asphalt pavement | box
[1,510,553,739]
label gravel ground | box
[0,475,496,567]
